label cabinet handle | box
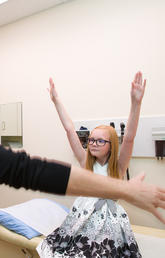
[2,121,5,130]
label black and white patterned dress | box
[37,162,142,257]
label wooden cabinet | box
[0,102,22,136]
[0,102,22,148]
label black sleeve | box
[0,145,71,195]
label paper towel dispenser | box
[152,127,165,159]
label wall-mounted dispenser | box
[152,127,165,160]
[76,126,90,149]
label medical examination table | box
[0,224,165,258]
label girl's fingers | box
[134,72,146,88]
[134,73,139,84]
[143,79,146,89]
[139,73,142,86]
[137,71,142,84]
[49,77,54,87]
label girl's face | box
[88,128,111,163]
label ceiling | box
[0,0,73,27]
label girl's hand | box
[131,71,146,104]
[48,77,58,104]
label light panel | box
[0,0,8,5]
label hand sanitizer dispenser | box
[152,127,165,160]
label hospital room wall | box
[0,0,165,229]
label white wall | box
[0,0,165,229]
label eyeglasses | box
[88,138,111,146]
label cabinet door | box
[0,103,22,136]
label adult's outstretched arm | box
[67,167,165,224]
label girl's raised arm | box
[48,77,86,167]
[118,71,146,177]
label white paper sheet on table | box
[0,198,68,236]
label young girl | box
[37,72,146,257]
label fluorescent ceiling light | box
[0,0,8,5]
